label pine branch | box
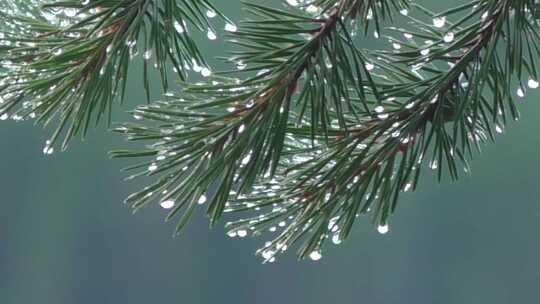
[221,0,540,261]
[111,0,406,238]
[0,0,229,150]
[105,0,540,263]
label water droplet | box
[207,29,217,40]
[306,5,319,14]
[198,195,207,205]
[206,10,217,18]
[174,21,184,33]
[443,32,454,43]
[332,234,342,244]
[309,251,322,261]
[517,87,525,98]
[366,9,373,20]
[365,63,375,71]
[224,23,237,32]
[148,163,158,171]
[262,250,274,260]
[433,16,446,28]
[286,0,299,6]
[241,154,251,165]
[160,200,175,209]
[238,124,245,133]
[377,224,389,234]
[528,78,539,89]
[64,8,77,17]
[236,61,247,70]
[43,146,54,155]
[201,68,211,77]
[400,9,409,16]
[237,229,248,237]
[143,50,152,60]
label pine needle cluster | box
[2,0,540,262]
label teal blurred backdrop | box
[1,1,540,303]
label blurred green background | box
[1,1,540,303]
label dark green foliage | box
[3,0,540,262]
[112,0,540,261]
[0,0,228,149]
